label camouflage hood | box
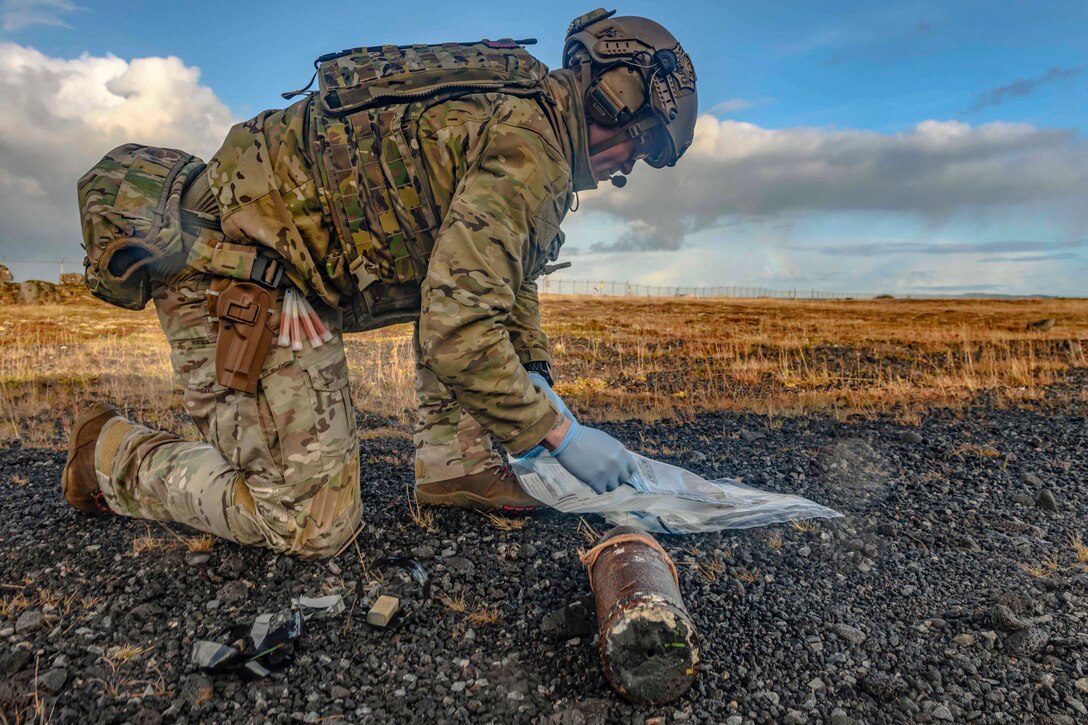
[542,70,597,192]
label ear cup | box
[586,66,646,126]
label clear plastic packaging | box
[511,449,841,535]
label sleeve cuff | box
[515,348,552,366]
[503,399,560,456]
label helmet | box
[563,8,698,168]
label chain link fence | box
[538,277,874,300]
[1,259,875,300]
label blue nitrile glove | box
[552,422,641,494]
[527,371,573,420]
[526,372,639,493]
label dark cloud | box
[589,219,690,253]
[979,252,1080,263]
[581,118,1088,252]
[799,239,1087,257]
[967,65,1086,113]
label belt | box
[179,169,284,289]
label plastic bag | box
[511,449,841,535]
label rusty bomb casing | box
[581,526,701,705]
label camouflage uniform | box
[95,253,361,558]
[92,68,593,557]
[412,276,550,484]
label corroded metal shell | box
[586,526,700,704]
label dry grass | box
[131,529,179,555]
[544,296,1087,424]
[7,473,28,486]
[439,591,503,625]
[93,644,155,701]
[438,593,468,613]
[788,519,819,533]
[106,644,151,663]
[767,532,784,551]
[577,516,603,545]
[405,486,436,532]
[466,604,504,626]
[0,591,29,618]
[0,296,1085,447]
[481,511,528,531]
[736,567,762,584]
[698,559,725,583]
[1,588,100,625]
[27,653,55,724]
[954,443,1003,459]
[1021,558,1061,578]
[186,535,215,553]
[1071,535,1088,564]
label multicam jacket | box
[202,68,594,453]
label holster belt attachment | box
[188,236,285,289]
[211,280,276,394]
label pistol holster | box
[212,280,276,394]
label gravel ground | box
[2,389,1087,724]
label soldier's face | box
[587,123,639,181]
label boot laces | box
[93,490,111,513]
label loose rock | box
[541,599,595,641]
[1035,489,1059,512]
[38,668,68,694]
[1004,627,1049,657]
[991,604,1027,632]
[896,430,923,444]
[15,609,45,634]
[829,622,867,644]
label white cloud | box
[707,98,755,115]
[0,42,234,260]
[2,0,78,32]
[579,115,1088,252]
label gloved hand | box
[552,421,640,494]
[526,371,639,493]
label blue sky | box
[1,0,1086,295]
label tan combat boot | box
[414,465,543,513]
[61,403,123,515]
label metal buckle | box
[251,255,284,289]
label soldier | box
[65,9,697,558]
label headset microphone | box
[610,175,627,188]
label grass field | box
[0,296,1084,448]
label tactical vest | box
[300,40,550,330]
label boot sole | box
[62,403,120,514]
[414,489,543,514]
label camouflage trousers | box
[94,265,362,559]
[93,270,500,558]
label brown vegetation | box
[0,296,1084,448]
